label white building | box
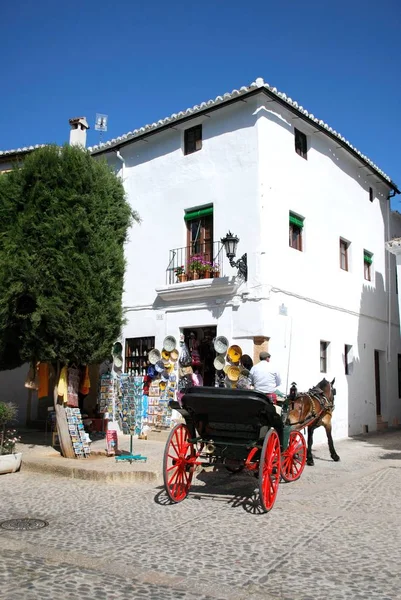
[1,78,400,445]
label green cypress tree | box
[0,144,137,456]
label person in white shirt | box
[250,352,283,415]
[250,352,281,393]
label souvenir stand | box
[115,374,147,463]
[98,372,118,422]
[66,407,91,457]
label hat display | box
[113,356,123,369]
[161,349,170,361]
[147,365,156,378]
[227,366,240,382]
[163,336,177,352]
[170,349,179,362]
[214,336,229,355]
[155,360,165,373]
[227,345,242,364]
[160,370,169,382]
[148,349,161,365]
[213,355,225,371]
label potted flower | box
[0,402,22,475]
[175,265,187,283]
[189,255,203,280]
[200,259,212,279]
[212,262,220,278]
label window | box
[369,187,374,202]
[125,337,155,376]
[364,251,373,281]
[185,206,213,263]
[398,354,401,398]
[320,341,329,373]
[289,212,304,251]
[184,125,202,155]
[294,128,307,159]
[339,239,349,271]
[345,344,352,375]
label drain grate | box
[0,518,48,531]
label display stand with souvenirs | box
[98,372,118,421]
[115,374,147,463]
[65,407,91,458]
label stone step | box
[377,420,389,431]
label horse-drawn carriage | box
[163,386,307,513]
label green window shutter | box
[289,213,304,229]
[364,253,373,265]
[184,207,213,221]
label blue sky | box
[1,0,400,203]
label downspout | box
[387,189,397,363]
[115,150,125,180]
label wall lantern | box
[220,231,248,281]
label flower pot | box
[177,273,187,283]
[213,271,220,279]
[192,272,199,280]
[204,270,211,279]
[0,452,22,475]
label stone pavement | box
[15,429,169,483]
[1,429,401,599]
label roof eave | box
[91,86,399,194]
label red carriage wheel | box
[259,428,281,512]
[280,430,306,483]
[163,424,196,503]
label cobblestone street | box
[1,430,401,600]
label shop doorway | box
[182,326,217,386]
[374,350,381,416]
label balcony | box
[165,242,224,286]
[156,242,238,302]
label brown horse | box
[286,378,339,466]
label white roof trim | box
[88,77,397,189]
[0,144,47,158]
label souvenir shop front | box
[96,331,256,442]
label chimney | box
[69,117,89,148]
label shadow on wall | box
[347,269,399,435]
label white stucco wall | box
[105,91,400,446]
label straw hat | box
[213,355,225,371]
[227,345,242,364]
[227,365,240,382]
[149,349,161,365]
[214,336,229,354]
[163,336,176,352]
[223,365,230,375]
[170,349,179,362]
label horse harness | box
[290,387,334,428]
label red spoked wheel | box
[163,424,197,503]
[280,430,306,483]
[258,428,281,513]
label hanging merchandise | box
[65,407,91,457]
[79,365,91,396]
[67,367,80,408]
[37,363,49,399]
[25,362,39,390]
[178,343,192,367]
[58,366,69,404]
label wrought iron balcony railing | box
[166,241,224,285]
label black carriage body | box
[170,386,284,461]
